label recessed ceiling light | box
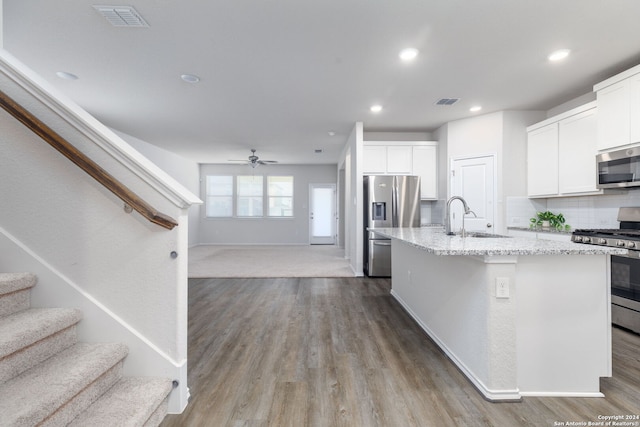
[470,105,482,112]
[548,49,571,62]
[328,131,336,137]
[370,104,383,113]
[56,71,79,80]
[399,48,419,62]
[181,74,200,83]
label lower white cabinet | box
[363,141,438,199]
[527,102,599,198]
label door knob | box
[487,223,492,228]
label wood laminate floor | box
[161,277,640,427]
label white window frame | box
[267,176,294,217]
[205,175,233,218]
[236,175,264,217]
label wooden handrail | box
[0,90,178,230]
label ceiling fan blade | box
[229,150,278,166]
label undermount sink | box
[458,231,510,238]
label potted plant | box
[530,211,570,231]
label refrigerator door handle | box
[391,177,398,227]
[372,241,392,246]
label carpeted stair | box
[0,273,173,426]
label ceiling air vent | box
[93,5,149,27]
[435,98,460,106]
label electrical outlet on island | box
[496,277,510,299]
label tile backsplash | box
[506,191,640,230]
[505,197,547,228]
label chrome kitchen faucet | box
[445,196,473,235]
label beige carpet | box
[188,245,354,278]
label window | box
[268,176,293,217]
[205,175,233,217]
[237,175,263,217]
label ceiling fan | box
[229,149,278,168]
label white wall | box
[198,163,337,245]
[501,111,546,229]
[446,112,504,231]
[0,0,3,48]
[447,111,504,159]
[502,111,545,198]
[428,123,449,224]
[546,92,596,118]
[338,122,364,276]
[116,130,201,247]
[437,111,545,232]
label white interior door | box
[450,155,496,233]
[309,184,336,245]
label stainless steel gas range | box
[572,207,640,334]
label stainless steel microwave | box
[597,145,640,189]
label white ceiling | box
[4,1,640,165]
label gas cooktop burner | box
[571,207,640,252]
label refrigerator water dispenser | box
[372,202,386,221]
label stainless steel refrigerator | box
[364,175,421,277]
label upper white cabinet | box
[362,145,387,174]
[527,102,599,198]
[363,141,438,199]
[412,145,438,199]
[558,108,598,194]
[594,64,640,151]
[527,123,559,197]
[386,146,413,174]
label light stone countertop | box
[507,226,572,235]
[371,227,628,256]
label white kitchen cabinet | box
[594,64,640,151]
[362,141,438,199]
[412,145,437,199]
[558,108,598,194]
[362,145,387,174]
[386,146,413,174]
[527,123,559,197]
[527,102,599,198]
[596,79,628,151]
[632,73,640,144]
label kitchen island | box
[373,227,626,401]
